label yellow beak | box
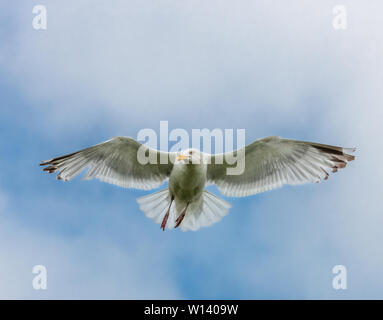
[177,154,188,161]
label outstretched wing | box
[40,137,175,190]
[207,136,355,197]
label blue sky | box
[0,0,382,299]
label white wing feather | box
[207,136,355,197]
[40,137,175,190]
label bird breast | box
[169,163,207,202]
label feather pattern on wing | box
[207,136,355,197]
[40,137,175,190]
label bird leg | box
[175,203,189,228]
[161,195,174,231]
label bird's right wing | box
[40,137,176,190]
[207,136,355,197]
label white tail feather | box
[137,189,231,231]
[137,189,177,229]
[180,191,232,231]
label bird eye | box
[189,151,193,155]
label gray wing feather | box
[207,136,355,197]
[40,137,175,190]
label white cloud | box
[0,189,181,299]
[0,0,382,299]
[4,0,381,136]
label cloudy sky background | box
[0,0,382,299]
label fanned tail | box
[136,188,177,230]
[180,191,232,231]
[137,189,231,231]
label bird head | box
[175,149,203,165]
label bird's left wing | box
[206,136,355,197]
[40,137,175,190]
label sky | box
[0,0,382,299]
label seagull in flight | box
[40,136,355,231]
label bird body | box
[169,150,206,202]
[40,136,355,231]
